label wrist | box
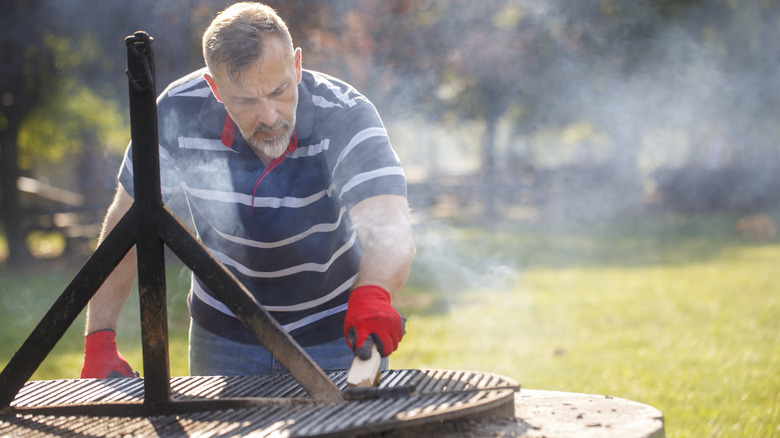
[84,328,118,353]
[350,285,391,303]
[87,328,116,337]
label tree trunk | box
[0,124,33,265]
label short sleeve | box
[117,140,183,204]
[325,102,407,209]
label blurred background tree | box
[1,0,779,264]
[1,1,56,264]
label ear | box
[294,48,303,84]
[203,73,223,102]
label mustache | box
[252,120,290,135]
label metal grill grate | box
[1,369,518,437]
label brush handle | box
[346,343,381,387]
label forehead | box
[217,38,293,94]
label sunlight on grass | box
[0,234,7,262]
[393,216,780,438]
[0,262,193,380]
[25,231,67,259]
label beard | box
[244,118,295,159]
[227,100,297,160]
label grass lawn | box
[1,212,778,437]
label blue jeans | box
[189,319,388,376]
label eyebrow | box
[268,82,289,96]
[231,80,288,101]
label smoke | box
[409,221,519,305]
[386,1,780,221]
[388,1,780,304]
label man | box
[80,2,414,378]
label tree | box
[1,0,206,265]
[0,1,56,264]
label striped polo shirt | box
[118,68,407,346]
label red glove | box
[344,285,404,358]
[80,329,137,378]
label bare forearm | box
[350,195,415,302]
[85,248,137,333]
[85,187,137,334]
[354,235,413,301]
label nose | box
[254,99,278,129]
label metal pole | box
[125,31,173,408]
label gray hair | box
[202,2,294,84]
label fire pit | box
[0,31,520,437]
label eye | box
[270,84,287,97]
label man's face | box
[205,38,302,161]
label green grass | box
[0,259,193,380]
[1,212,778,437]
[392,213,779,437]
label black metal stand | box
[0,31,341,416]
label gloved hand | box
[344,285,404,359]
[80,329,137,378]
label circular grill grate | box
[1,369,518,437]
